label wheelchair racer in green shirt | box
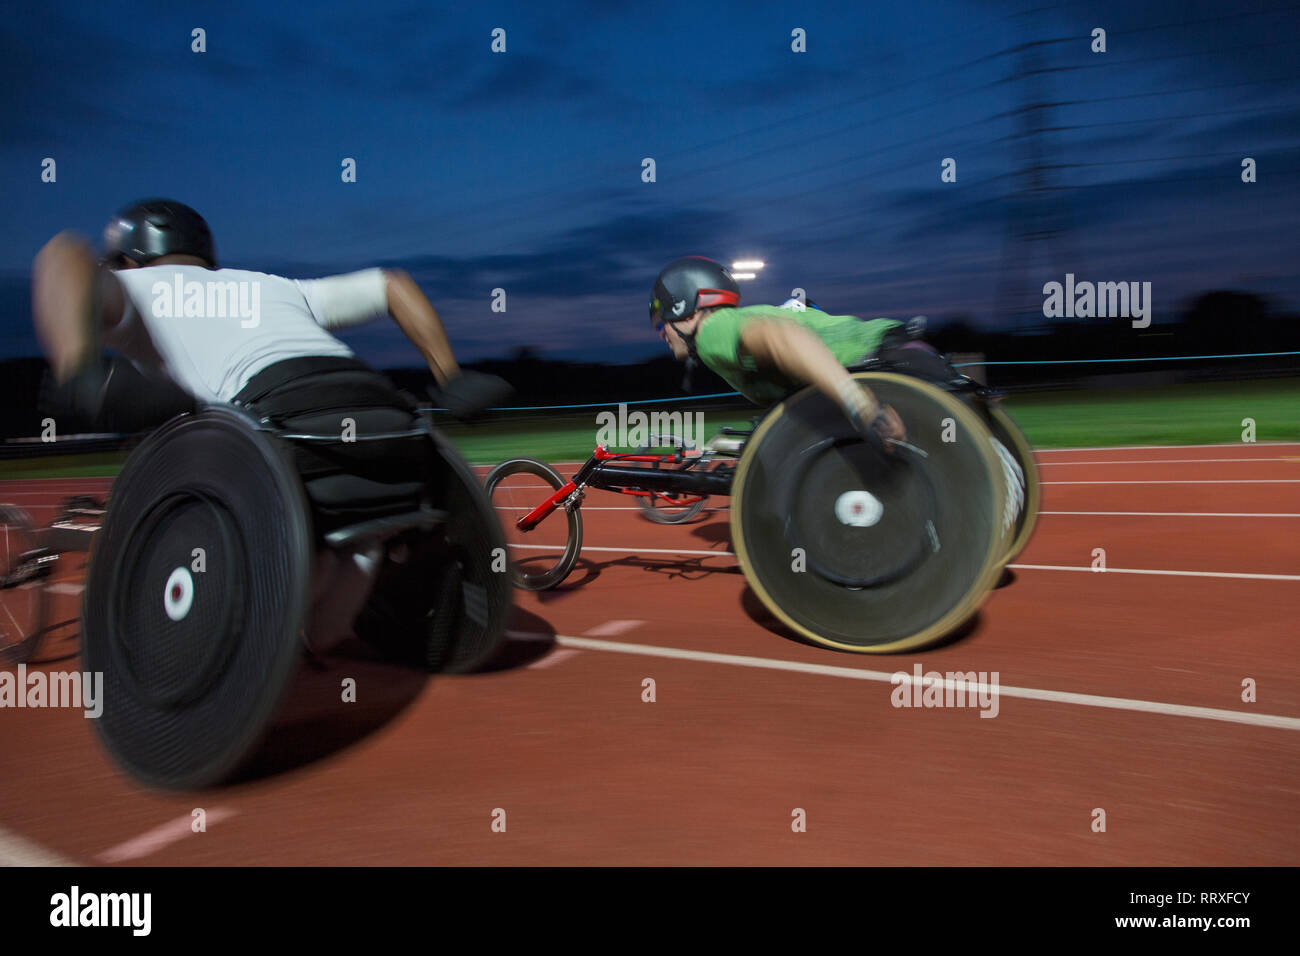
[649,256,911,446]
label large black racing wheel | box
[730,372,1011,654]
[82,407,314,790]
[356,433,513,673]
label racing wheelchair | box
[0,497,102,667]
[485,360,1039,655]
[68,392,510,790]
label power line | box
[307,8,1299,262]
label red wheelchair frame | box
[514,442,735,533]
[484,424,752,589]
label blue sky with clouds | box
[2,0,1296,365]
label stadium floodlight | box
[732,260,765,271]
[732,272,757,280]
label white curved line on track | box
[0,825,77,866]
[547,635,1300,731]
[96,808,238,863]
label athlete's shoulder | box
[705,304,798,326]
[118,264,288,282]
[734,303,794,317]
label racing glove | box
[429,370,514,422]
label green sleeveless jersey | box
[692,305,902,405]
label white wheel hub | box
[164,567,194,621]
[834,490,884,527]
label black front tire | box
[484,458,583,590]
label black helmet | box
[102,198,216,267]
[650,256,740,326]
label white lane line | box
[474,450,1297,470]
[494,505,728,512]
[510,542,1297,580]
[46,583,85,595]
[1042,479,1300,485]
[1042,511,1300,518]
[0,491,107,497]
[526,648,582,670]
[549,635,1300,731]
[500,505,1292,516]
[0,478,114,484]
[1034,442,1300,452]
[584,619,645,637]
[0,825,79,866]
[516,621,644,667]
[1008,563,1300,582]
[1038,457,1290,465]
[510,543,733,558]
[96,808,237,863]
[476,446,1300,467]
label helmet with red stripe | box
[650,256,740,328]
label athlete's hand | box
[867,403,906,444]
[836,379,906,450]
[430,370,514,422]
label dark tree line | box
[1,290,1295,440]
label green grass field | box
[2,378,1295,480]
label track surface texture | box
[1,442,1298,865]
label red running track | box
[0,442,1297,865]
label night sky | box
[2,0,1296,365]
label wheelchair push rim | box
[977,403,1041,564]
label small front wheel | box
[484,458,583,590]
[632,444,713,524]
[636,490,709,524]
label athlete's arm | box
[382,269,461,386]
[297,268,461,386]
[297,268,511,419]
[738,318,906,443]
[32,232,125,383]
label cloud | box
[453,52,597,109]
[0,10,174,147]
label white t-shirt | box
[105,265,390,403]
